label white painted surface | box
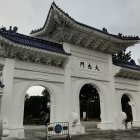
[0,43,140,139]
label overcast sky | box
[0,0,140,95]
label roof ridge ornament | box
[51,1,72,18]
[0,26,18,34]
[102,27,108,33]
[52,1,57,7]
[117,33,139,40]
[9,26,18,33]
[0,26,6,32]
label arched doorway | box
[79,84,101,128]
[121,94,133,123]
[23,86,51,137]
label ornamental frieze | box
[115,68,140,80]
[0,41,66,68]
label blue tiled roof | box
[0,28,70,55]
[113,61,140,71]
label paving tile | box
[21,124,140,140]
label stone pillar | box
[7,81,25,139]
[1,58,15,138]
[63,43,82,134]
[133,90,140,127]
[63,43,72,119]
[63,43,81,124]
[99,55,117,130]
[108,55,117,122]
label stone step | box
[2,137,18,140]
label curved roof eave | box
[30,2,140,43]
[0,29,70,57]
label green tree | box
[112,49,136,65]
[24,96,42,118]
[41,89,50,113]
[42,89,50,106]
[112,49,131,63]
[25,93,30,101]
[42,89,50,98]
[24,89,51,124]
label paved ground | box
[17,122,140,140]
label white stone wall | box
[66,43,119,130]
[1,43,140,138]
[1,58,66,138]
[114,77,140,127]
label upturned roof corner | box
[30,2,140,54]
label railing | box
[46,122,71,140]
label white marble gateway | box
[0,2,140,139]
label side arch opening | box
[23,85,51,136]
[121,94,133,123]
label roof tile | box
[0,28,70,55]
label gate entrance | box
[24,86,50,126]
[1,2,140,139]
[79,84,101,128]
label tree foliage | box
[112,49,136,65]
[42,89,50,102]
[112,49,131,62]
[80,84,99,102]
[24,93,30,101]
[24,89,50,124]
[24,96,50,118]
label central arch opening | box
[79,84,101,129]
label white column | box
[133,88,140,127]
[63,43,72,120]
[8,81,26,138]
[107,55,117,121]
[64,58,72,119]
[1,58,15,137]
[99,55,117,130]
[63,43,85,134]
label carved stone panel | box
[75,58,108,77]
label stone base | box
[2,127,25,139]
[133,121,140,127]
[126,122,132,129]
[69,124,85,135]
[2,137,18,140]
[97,122,116,130]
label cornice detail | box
[115,67,140,80]
[0,37,68,68]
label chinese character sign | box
[78,60,101,72]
